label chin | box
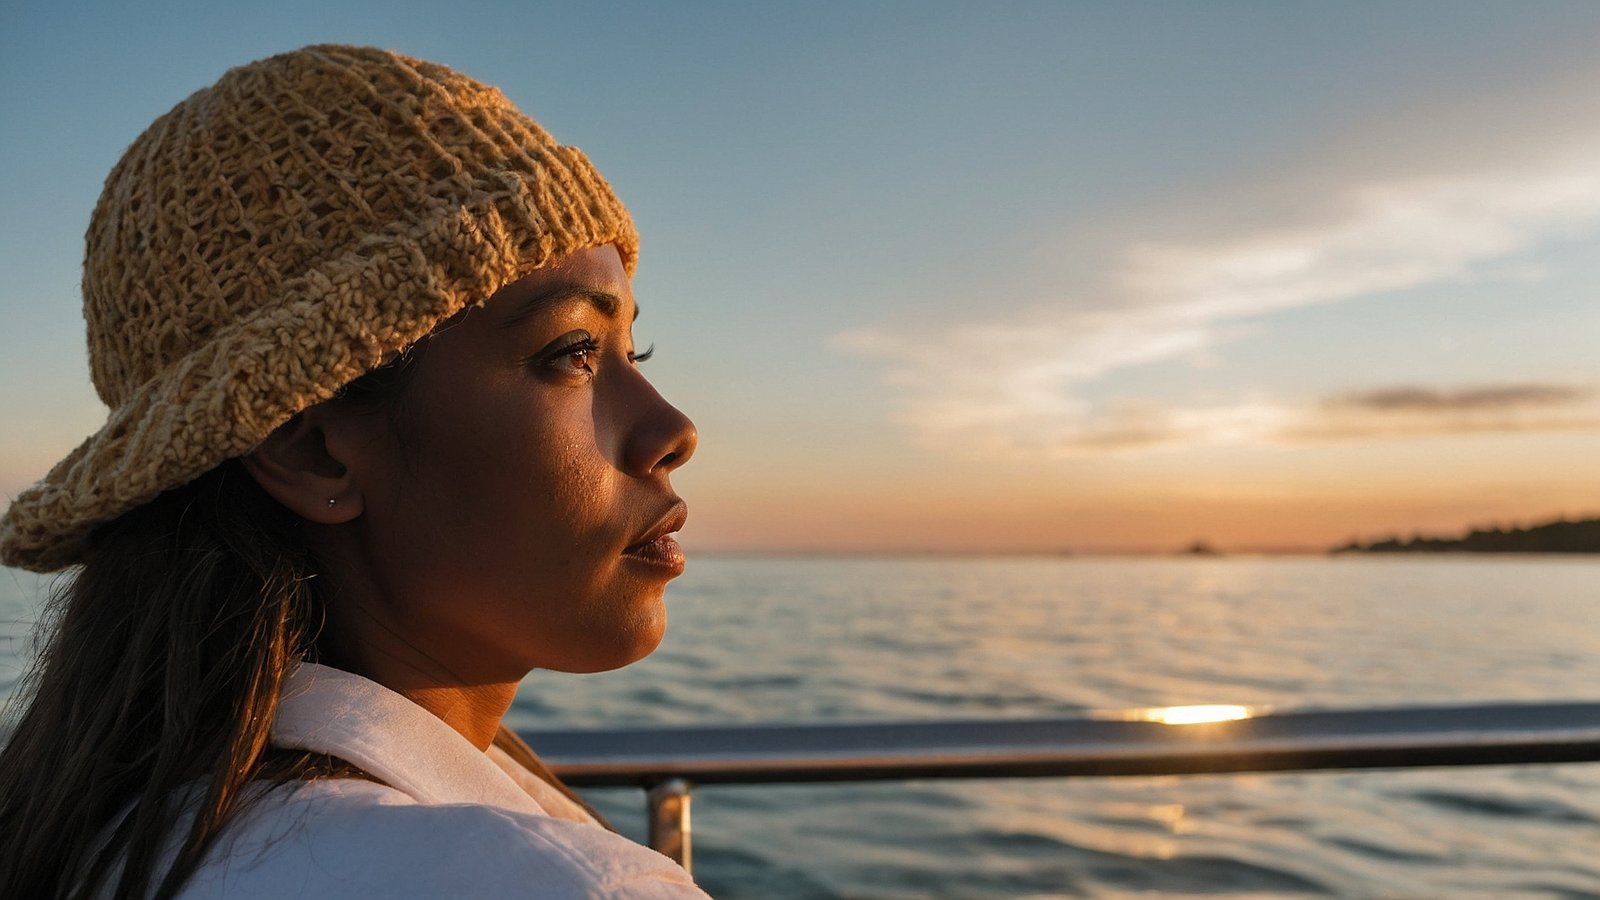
[546,613,667,674]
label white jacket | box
[172,663,709,898]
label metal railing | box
[523,700,1600,874]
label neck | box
[311,587,522,751]
[308,529,531,750]
[314,635,519,750]
[378,676,517,751]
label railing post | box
[647,778,693,875]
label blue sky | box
[4,2,1600,552]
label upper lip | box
[625,499,687,552]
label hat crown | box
[84,45,557,406]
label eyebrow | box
[495,284,638,330]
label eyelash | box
[540,338,654,377]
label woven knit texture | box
[0,44,638,571]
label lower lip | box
[622,535,685,575]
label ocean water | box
[4,556,1600,897]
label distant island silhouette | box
[1332,515,1600,554]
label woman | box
[0,44,706,898]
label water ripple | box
[1404,788,1600,825]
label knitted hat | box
[0,45,638,572]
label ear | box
[241,409,364,524]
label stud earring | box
[327,498,337,508]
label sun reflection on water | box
[1123,704,1261,725]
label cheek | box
[404,387,614,572]
[358,367,660,673]
[546,431,608,515]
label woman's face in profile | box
[338,244,697,679]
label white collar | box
[270,662,549,818]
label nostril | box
[634,404,695,475]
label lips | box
[622,500,688,575]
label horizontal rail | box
[523,701,1600,788]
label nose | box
[622,374,697,478]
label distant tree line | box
[1332,516,1600,554]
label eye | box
[555,340,598,374]
[630,343,655,364]
[535,332,600,379]
[560,342,598,372]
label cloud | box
[1118,159,1600,321]
[1000,380,1600,456]
[1284,381,1600,444]
[1038,398,1293,455]
[1326,383,1593,413]
[834,73,1600,458]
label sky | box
[2,2,1599,554]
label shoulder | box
[178,780,706,899]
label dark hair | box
[0,359,417,900]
